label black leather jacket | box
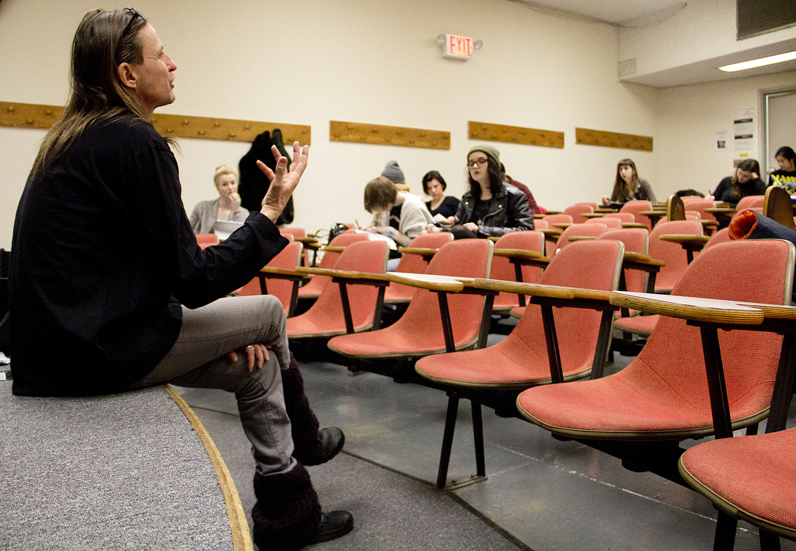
[454,183,535,237]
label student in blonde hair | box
[189,164,250,233]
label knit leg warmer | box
[282,351,321,459]
[251,463,322,551]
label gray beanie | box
[381,160,405,184]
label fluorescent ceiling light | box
[719,51,796,72]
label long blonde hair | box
[33,9,151,173]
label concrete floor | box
[176,329,796,551]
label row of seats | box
[221,186,796,550]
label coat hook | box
[182,119,190,125]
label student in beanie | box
[428,145,534,239]
[381,160,405,184]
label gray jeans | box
[128,295,296,476]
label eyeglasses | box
[467,158,489,168]
[118,8,142,49]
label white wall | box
[0,0,665,249]
[657,70,796,199]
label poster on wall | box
[715,130,728,149]
[734,117,754,150]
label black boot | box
[282,352,345,466]
[252,464,353,550]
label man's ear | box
[117,62,137,90]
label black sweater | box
[10,116,287,396]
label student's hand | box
[218,190,242,212]
[463,222,478,232]
[425,223,440,233]
[227,343,270,372]
[258,142,309,223]
[601,196,610,205]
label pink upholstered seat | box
[542,213,573,226]
[327,239,492,359]
[645,219,703,293]
[383,232,454,304]
[619,200,653,229]
[563,203,594,224]
[734,194,765,212]
[588,217,622,229]
[238,241,304,314]
[681,198,717,221]
[416,240,623,388]
[297,233,370,300]
[195,233,219,249]
[679,428,796,544]
[603,212,635,224]
[286,240,388,339]
[553,222,607,255]
[518,239,793,439]
[414,240,624,487]
[490,231,545,314]
[596,228,648,294]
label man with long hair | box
[9,8,351,549]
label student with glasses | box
[9,8,351,549]
[428,145,534,239]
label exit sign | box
[444,34,473,60]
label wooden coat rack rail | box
[468,121,565,149]
[0,101,311,145]
[576,127,653,152]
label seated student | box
[363,176,433,247]
[381,159,411,192]
[9,9,351,549]
[502,164,545,214]
[422,170,460,218]
[768,146,796,193]
[711,158,766,207]
[189,164,249,234]
[428,145,534,239]
[602,158,656,205]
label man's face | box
[128,23,177,116]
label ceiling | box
[509,0,796,87]
[510,0,688,26]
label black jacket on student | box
[453,182,535,238]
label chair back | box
[563,203,594,224]
[603,212,636,224]
[279,227,306,239]
[533,219,549,230]
[597,228,649,293]
[238,242,304,313]
[734,194,765,211]
[702,227,731,250]
[287,240,389,336]
[509,240,624,378]
[542,213,574,226]
[554,222,607,255]
[491,231,545,311]
[764,185,796,230]
[587,217,622,229]
[648,220,703,292]
[390,239,493,348]
[298,232,370,299]
[635,239,794,422]
[680,198,717,221]
[619,200,653,229]
[384,232,455,303]
[195,233,219,249]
